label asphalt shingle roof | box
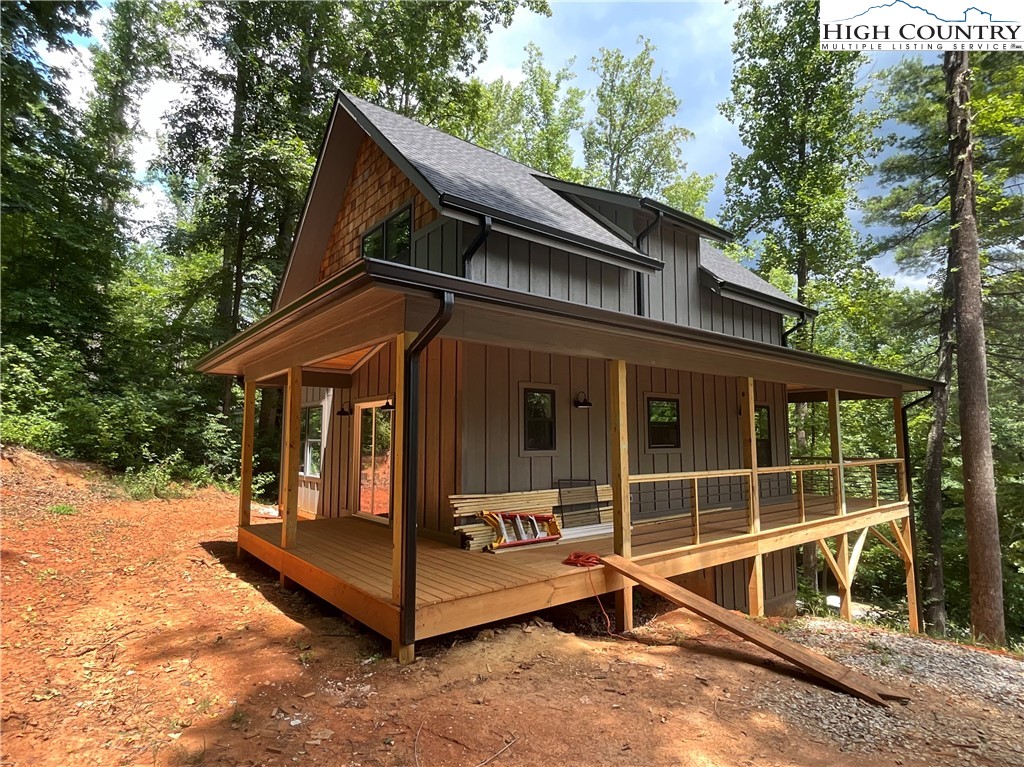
[699,241,806,311]
[344,94,646,259]
[343,93,807,313]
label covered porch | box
[200,263,933,660]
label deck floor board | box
[240,493,901,643]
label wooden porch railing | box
[628,458,908,547]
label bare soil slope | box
[2,447,1021,767]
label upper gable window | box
[362,205,412,263]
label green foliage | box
[721,0,881,303]
[796,577,829,617]
[583,36,697,198]
[447,44,585,180]
[48,504,77,516]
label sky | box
[50,1,933,290]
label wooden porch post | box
[827,389,851,619]
[281,366,302,552]
[608,358,633,632]
[237,378,257,546]
[391,333,415,663]
[739,377,764,617]
[894,397,921,633]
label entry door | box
[355,401,394,520]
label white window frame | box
[299,404,324,478]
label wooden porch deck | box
[238,493,909,645]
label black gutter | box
[900,389,935,633]
[783,312,812,347]
[461,215,493,271]
[634,210,663,317]
[400,291,455,647]
[439,193,664,272]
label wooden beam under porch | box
[237,493,910,648]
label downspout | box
[900,389,935,633]
[400,290,455,647]
[461,215,492,275]
[783,312,810,347]
[634,210,662,317]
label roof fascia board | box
[363,259,935,392]
[563,193,637,245]
[639,198,735,242]
[537,176,734,243]
[440,194,662,274]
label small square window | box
[524,388,556,452]
[648,397,681,449]
[362,226,383,260]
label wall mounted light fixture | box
[380,396,396,413]
[336,401,352,417]
[573,391,593,409]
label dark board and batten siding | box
[411,217,462,276]
[461,343,610,495]
[460,345,790,510]
[642,222,784,345]
[700,292,784,346]
[464,229,636,314]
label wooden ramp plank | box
[601,554,899,707]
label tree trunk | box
[944,51,1005,646]
[920,263,954,636]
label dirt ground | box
[2,447,1022,767]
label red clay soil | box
[2,447,1019,767]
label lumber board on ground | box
[601,554,906,707]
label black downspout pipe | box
[783,312,810,347]
[901,389,935,633]
[400,291,455,647]
[634,210,662,317]
[461,215,492,274]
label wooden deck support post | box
[739,377,764,617]
[826,389,852,618]
[893,397,920,633]
[391,332,415,663]
[608,358,633,632]
[237,378,256,555]
[281,366,302,554]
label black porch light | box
[573,391,592,409]
[380,396,396,412]
[336,401,352,417]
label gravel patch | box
[751,618,1024,766]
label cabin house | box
[197,92,933,662]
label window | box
[647,397,681,449]
[361,205,412,263]
[755,404,772,467]
[300,406,323,477]
[523,388,556,452]
[356,401,394,519]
